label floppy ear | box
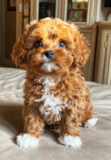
[11,20,37,66]
[11,34,27,65]
[73,29,90,67]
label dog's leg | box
[58,109,82,147]
[16,105,45,147]
[82,104,98,128]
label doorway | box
[0,0,3,65]
[1,0,16,67]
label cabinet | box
[61,0,96,26]
[80,24,97,81]
[94,22,111,85]
[34,0,99,26]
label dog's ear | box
[11,20,37,66]
[72,27,90,67]
[11,34,27,66]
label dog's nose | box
[44,50,54,59]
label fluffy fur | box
[11,18,98,147]
[84,118,98,128]
[16,134,39,147]
[58,136,82,147]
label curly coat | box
[11,18,94,147]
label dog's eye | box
[35,41,43,48]
[59,41,65,48]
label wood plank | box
[88,24,97,81]
[103,34,111,84]
[80,31,92,81]
[107,53,111,85]
[94,28,108,83]
[16,0,22,40]
[96,21,111,27]
[0,0,2,64]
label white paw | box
[16,134,39,147]
[58,135,82,147]
[84,118,98,128]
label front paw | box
[16,134,39,147]
[84,118,98,128]
[58,135,82,147]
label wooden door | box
[79,24,97,81]
[0,0,3,64]
[107,51,111,85]
[2,0,15,67]
[103,34,111,85]
[94,27,111,85]
[16,0,37,40]
[79,32,92,80]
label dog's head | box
[11,18,90,74]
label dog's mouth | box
[38,61,61,73]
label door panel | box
[0,0,2,64]
[36,0,59,21]
[103,34,111,85]
[80,32,92,80]
[3,0,15,67]
[94,28,111,84]
[61,0,94,25]
[107,53,111,85]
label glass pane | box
[39,0,55,20]
[23,0,30,16]
[67,0,88,22]
[22,0,30,31]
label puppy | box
[11,18,98,148]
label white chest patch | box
[34,77,66,124]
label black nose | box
[44,50,54,59]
